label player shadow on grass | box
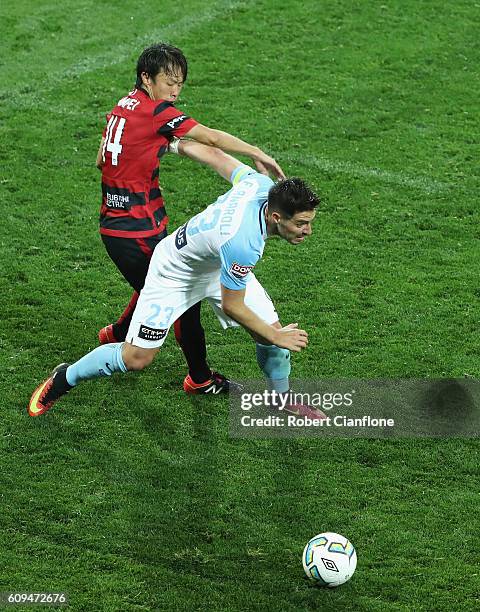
[418,379,478,437]
[126,389,224,580]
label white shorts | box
[126,267,278,349]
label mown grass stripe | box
[0,0,250,108]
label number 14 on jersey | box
[102,115,126,166]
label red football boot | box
[98,324,117,345]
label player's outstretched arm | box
[171,139,242,183]
[221,285,308,352]
[184,124,285,180]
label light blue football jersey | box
[158,165,273,290]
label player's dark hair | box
[267,178,319,218]
[135,43,188,87]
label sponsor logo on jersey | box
[106,192,130,209]
[175,223,188,249]
[138,326,168,342]
[229,262,254,278]
[166,115,187,129]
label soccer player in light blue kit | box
[28,147,319,416]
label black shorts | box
[101,231,167,293]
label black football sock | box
[112,291,139,341]
[42,366,73,404]
[112,317,132,342]
[175,306,211,384]
[179,332,211,384]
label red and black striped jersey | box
[99,87,198,238]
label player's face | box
[275,210,316,244]
[142,69,184,102]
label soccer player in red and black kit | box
[97,43,285,394]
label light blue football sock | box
[255,343,291,393]
[66,342,128,387]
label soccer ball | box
[302,532,357,587]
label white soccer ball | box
[302,532,357,587]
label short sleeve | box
[230,168,275,200]
[153,101,198,138]
[230,164,256,185]
[220,233,261,291]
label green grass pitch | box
[1,0,479,610]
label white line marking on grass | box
[62,0,249,80]
[280,151,450,193]
[1,0,249,107]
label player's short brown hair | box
[268,178,319,218]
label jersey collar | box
[136,86,150,99]
[259,201,268,240]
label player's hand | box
[254,159,268,176]
[274,323,308,352]
[254,152,286,180]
